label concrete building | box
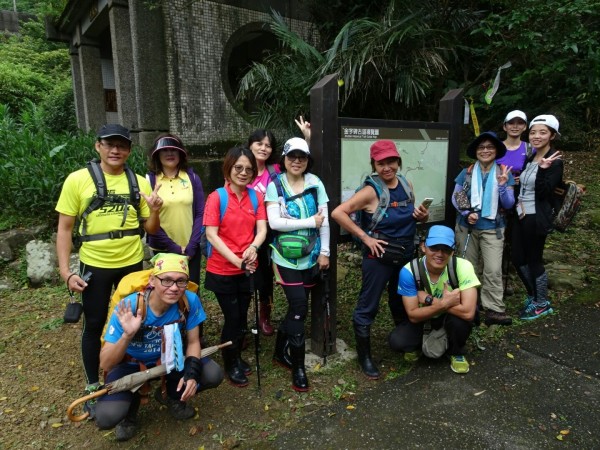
[46,0,315,149]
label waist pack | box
[370,233,410,266]
[275,234,317,259]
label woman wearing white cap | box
[265,137,330,392]
[512,115,563,320]
[498,110,529,184]
[146,134,205,287]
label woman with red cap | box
[332,140,429,380]
[146,134,205,286]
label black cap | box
[466,131,507,160]
[97,124,132,143]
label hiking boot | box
[519,302,553,321]
[115,417,137,441]
[83,383,102,420]
[484,310,513,326]
[450,355,470,374]
[259,299,274,336]
[154,388,195,420]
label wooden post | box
[438,88,464,227]
[309,74,339,357]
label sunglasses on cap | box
[427,244,454,255]
[154,137,185,153]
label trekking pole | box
[244,264,261,393]
[320,269,333,365]
[462,226,472,259]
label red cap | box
[370,140,400,161]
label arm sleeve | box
[267,203,317,231]
[498,184,515,209]
[318,204,330,256]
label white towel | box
[470,162,499,220]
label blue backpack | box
[200,187,259,257]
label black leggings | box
[275,265,317,336]
[511,214,547,278]
[215,292,251,343]
[80,261,143,385]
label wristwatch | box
[424,295,434,306]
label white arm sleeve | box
[318,204,330,257]
[267,203,317,231]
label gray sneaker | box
[154,388,195,420]
[115,417,137,441]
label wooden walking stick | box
[67,341,232,422]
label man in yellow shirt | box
[56,124,163,418]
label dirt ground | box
[1,148,597,450]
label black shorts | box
[204,271,252,295]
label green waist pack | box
[275,234,317,259]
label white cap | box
[504,110,527,124]
[282,137,310,155]
[529,114,561,136]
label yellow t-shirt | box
[154,171,193,248]
[55,167,151,268]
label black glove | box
[183,356,203,384]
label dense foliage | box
[0,104,146,228]
[238,0,600,147]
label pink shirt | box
[248,164,280,197]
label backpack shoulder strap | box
[216,187,228,221]
[124,165,141,209]
[266,164,278,180]
[396,174,415,203]
[80,159,107,236]
[410,257,421,292]
[135,289,151,323]
[246,187,259,214]
[447,255,459,290]
[417,257,433,295]
[364,175,388,232]
[178,292,191,320]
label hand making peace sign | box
[496,165,513,186]
[539,151,562,169]
[141,183,163,212]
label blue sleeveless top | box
[365,182,415,239]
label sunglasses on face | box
[99,141,130,151]
[477,144,496,151]
[233,164,254,175]
[286,152,308,162]
[427,244,454,255]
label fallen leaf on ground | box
[560,429,570,435]
[51,423,63,428]
[474,390,486,396]
[346,405,355,410]
[556,435,564,441]
[507,353,514,359]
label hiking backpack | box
[73,159,143,249]
[350,173,414,243]
[199,187,259,257]
[553,180,585,232]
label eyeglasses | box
[427,245,454,255]
[100,141,130,151]
[233,165,254,175]
[286,153,308,162]
[155,275,189,288]
[477,144,496,151]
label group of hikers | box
[57,110,563,441]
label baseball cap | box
[97,124,132,143]
[529,114,561,136]
[504,110,527,124]
[466,131,507,160]
[425,225,455,249]
[151,136,187,156]
[370,140,400,161]
[282,137,310,155]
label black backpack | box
[73,159,144,249]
